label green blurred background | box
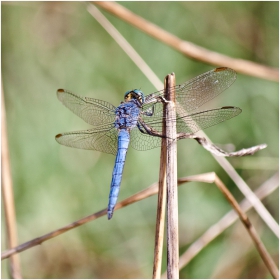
[2,2,278,278]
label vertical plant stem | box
[152,138,167,278]
[165,73,179,279]
[1,83,22,278]
[152,94,168,278]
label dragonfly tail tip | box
[107,211,113,220]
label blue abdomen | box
[107,130,130,219]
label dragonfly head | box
[124,89,145,105]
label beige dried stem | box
[87,3,279,238]
[1,80,22,278]
[1,175,193,260]
[93,1,278,82]
[152,100,167,277]
[165,73,179,278]
[0,181,154,260]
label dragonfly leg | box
[137,121,165,138]
[158,96,171,103]
[142,105,155,117]
[142,96,171,117]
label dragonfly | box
[56,67,241,220]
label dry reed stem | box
[1,181,157,260]
[1,82,22,278]
[1,83,22,279]
[93,1,278,82]
[1,173,224,260]
[213,153,279,238]
[165,73,179,278]
[152,105,167,277]
[87,4,278,238]
[87,4,163,90]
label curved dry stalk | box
[87,4,163,90]
[213,153,279,238]
[0,173,227,260]
[214,175,278,278]
[87,3,278,238]
[1,81,22,278]
[93,1,278,82]
[162,173,279,279]
[1,181,156,260]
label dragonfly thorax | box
[124,89,145,105]
[115,101,141,130]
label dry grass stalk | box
[93,1,278,82]
[152,99,167,277]
[1,174,217,260]
[87,4,163,90]
[2,83,22,278]
[165,73,179,278]
[213,154,279,237]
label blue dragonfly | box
[56,67,241,219]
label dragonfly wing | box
[176,106,242,134]
[57,89,116,126]
[139,106,241,136]
[143,67,236,115]
[130,125,162,151]
[175,67,237,113]
[55,125,118,155]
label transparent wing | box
[130,125,162,151]
[55,124,118,155]
[175,67,236,113]
[142,67,236,116]
[175,106,241,134]
[57,89,116,126]
[132,107,241,151]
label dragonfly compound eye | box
[132,89,145,104]
[124,93,131,101]
[124,90,145,104]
